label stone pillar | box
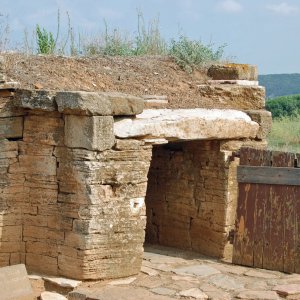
[12,90,150,280]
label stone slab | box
[40,291,67,300]
[207,80,259,86]
[273,284,300,296]
[0,116,23,139]
[245,110,272,140]
[0,264,34,300]
[172,265,221,277]
[209,274,245,291]
[56,91,144,116]
[178,288,209,299]
[114,109,259,140]
[64,115,115,151]
[194,84,265,110]
[69,286,175,300]
[237,290,280,300]
[109,277,136,285]
[245,269,279,279]
[207,64,258,81]
[43,276,82,288]
[150,287,176,296]
[15,89,57,111]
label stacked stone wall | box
[0,87,152,279]
[0,58,271,279]
[145,141,239,258]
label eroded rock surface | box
[114,109,259,140]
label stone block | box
[56,91,144,116]
[114,109,259,141]
[0,117,23,139]
[0,264,34,300]
[23,114,64,145]
[15,89,57,111]
[64,115,115,151]
[9,155,57,176]
[0,97,24,117]
[26,253,58,275]
[245,109,272,139]
[195,85,265,110]
[208,63,258,81]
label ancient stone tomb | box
[0,64,271,280]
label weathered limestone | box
[15,89,57,111]
[245,110,272,140]
[207,64,258,81]
[56,91,144,116]
[195,85,265,110]
[0,117,23,139]
[64,115,115,151]
[114,109,259,140]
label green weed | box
[169,36,225,73]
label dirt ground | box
[3,53,209,105]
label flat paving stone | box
[236,290,280,300]
[150,287,177,296]
[171,275,199,283]
[43,276,82,288]
[273,284,300,296]
[141,266,159,276]
[209,274,245,291]
[108,277,136,285]
[63,246,300,300]
[172,265,221,277]
[245,269,279,279]
[212,263,248,275]
[41,291,67,300]
[178,288,208,299]
[205,290,231,300]
[69,286,175,300]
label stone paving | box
[32,245,300,299]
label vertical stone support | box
[56,133,152,279]
[0,82,24,267]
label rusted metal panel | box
[253,183,268,268]
[239,147,272,166]
[233,148,300,273]
[283,186,296,273]
[294,187,300,273]
[233,183,256,266]
[238,166,300,186]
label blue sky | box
[1,0,299,74]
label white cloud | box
[267,2,299,15]
[217,0,243,13]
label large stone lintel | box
[15,90,144,116]
[56,91,144,116]
[114,109,259,141]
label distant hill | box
[258,74,300,99]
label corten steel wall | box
[233,148,300,273]
[145,140,239,259]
